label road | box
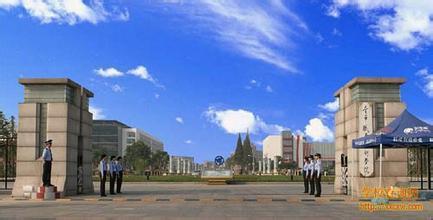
[0,182,431,219]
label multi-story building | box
[263,130,308,168]
[122,128,164,155]
[92,120,129,156]
[168,156,195,174]
[263,135,281,160]
[304,142,336,173]
[92,120,164,157]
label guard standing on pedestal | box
[303,156,309,193]
[314,153,322,197]
[116,156,123,194]
[109,156,117,195]
[42,140,54,187]
[308,155,315,195]
[99,154,107,197]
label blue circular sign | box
[214,156,224,166]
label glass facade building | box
[92,120,129,156]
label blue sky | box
[1,0,433,163]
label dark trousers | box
[100,171,106,196]
[42,161,52,186]
[116,171,123,193]
[109,172,116,194]
[309,170,315,194]
[314,171,322,196]
[303,171,309,193]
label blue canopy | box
[353,110,433,149]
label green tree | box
[150,150,169,175]
[233,133,244,174]
[242,131,253,174]
[225,155,233,168]
[0,111,17,177]
[124,141,151,175]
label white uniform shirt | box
[116,161,123,172]
[42,147,52,161]
[314,159,322,177]
[99,159,107,177]
[109,160,117,175]
[308,161,315,177]
[303,162,308,172]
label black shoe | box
[117,192,122,194]
[48,184,54,187]
[101,195,107,197]
[303,191,308,193]
[315,195,320,197]
[110,193,116,195]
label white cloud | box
[265,85,273,93]
[89,105,105,120]
[94,67,123,77]
[127,65,154,81]
[416,68,433,98]
[245,80,274,93]
[127,65,164,88]
[94,65,164,89]
[111,84,123,92]
[175,117,184,124]
[0,0,129,25]
[163,0,307,72]
[317,112,331,120]
[204,106,287,135]
[154,93,160,99]
[328,0,433,50]
[304,118,334,142]
[319,98,339,112]
[185,140,193,144]
[332,28,342,36]
[245,79,260,90]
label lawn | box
[93,175,335,183]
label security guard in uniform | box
[314,153,322,197]
[116,156,123,194]
[308,155,315,195]
[42,139,54,187]
[99,154,108,197]
[109,156,117,195]
[303,156,309,193]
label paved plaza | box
[0,182,432,219]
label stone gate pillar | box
[334,77,408,196]
[12,78,94,196]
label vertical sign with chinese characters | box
[358,102,374,177]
